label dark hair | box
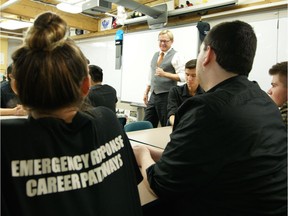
[203,20,257,76]
[185,59,197,69]
[6,63,13,81]
[12,12,88,111]
[269,61,287,76]
[89,65,103,82]
[269,61,287,87]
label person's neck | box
[30,107,78,123]
[203,66,238,92]
[187,85,198,96]
[91,81,102,86]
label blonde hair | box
[158,29,174,41]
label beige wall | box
[0,37,8,76]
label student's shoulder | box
[81,107,124,135]
[179,92,214,112]
[0,81,10,91]
[103,84,117,93]
[169,84,183,93]
[171,84,183,90]
[103,84,116,89]
[1,118,29,133]
[82,106,117,121]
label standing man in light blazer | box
[143,29,186,128]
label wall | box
[8,39,23,65]
[0,38,8,76]
[202,8,287,92]
[75,36,139,121]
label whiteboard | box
[121,24,199,104]
[76,36,122,98]
[277,16,288,62]
[248,18,278,92]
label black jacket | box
[148,75,287,216]
[1,107,143,216]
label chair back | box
[117,117,127,128]
[124,121,153,132]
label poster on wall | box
[100,17,112,31]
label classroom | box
[1,0,287,121]
[0,0,287,215]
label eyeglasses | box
[158,40,171,44]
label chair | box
[124,121,153,132]
[117,117,127,128]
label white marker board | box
[76,36,122,98]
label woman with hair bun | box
[1,12,143,216]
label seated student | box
[133,20,287,216]
[167,59,204,126]
[87,64,118,112]
[0,63,27,116]
[267,61,287,128]
[1,12,143,216]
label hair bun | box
[25,12,68,50]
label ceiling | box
[0,0,162,39]
[1,0,287,40]
[1,0,114,31]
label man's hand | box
[155,67,166,77]
[143,94,149,105]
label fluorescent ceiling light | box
[0,19,32,30]
[56,2,82,14]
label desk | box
[127,126,172,149]
[127,126,172,206]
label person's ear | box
[81,76,90,96]
[8,73,13,80]
[11,79,19,95]
[203,46,213,66]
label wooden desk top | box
[129,140,158,206]
[127,126,172,149]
